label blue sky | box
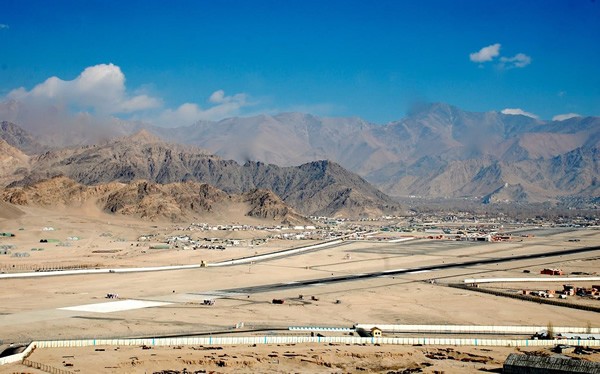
[1,0,599,126]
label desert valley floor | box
[1,203,599,373]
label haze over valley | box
[2,101,599,210]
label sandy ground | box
[3,343,600,373]
[1,205,600,372]
[0,204,314,271]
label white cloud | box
[209,89,226,103]
[120,94,162,113]
[7,63,161,115]
[157,103,204,125]
[0,24,8,30]
[501,108,539,119]
[499,53,531,69]
[1,64,252,129]
[155,90,249,126]
[208,89,247,105]
[552,113,581,121]
[470,44,531,69]
[470,43,501,63]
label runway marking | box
[59,300,173,313]
[189,291,243,298]
[388,237,416,243]
[407,270,432,274]
[382,268,407,273]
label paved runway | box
[204,245,600,295]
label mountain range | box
[0,128,399,218]
[2,103,598,207]
[147,103,599,203]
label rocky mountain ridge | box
[146,104,599,203]
[1,127,399,217]
[3,102,598,205]
[2,176,310,224]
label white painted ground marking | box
[59,300,173,313]
[388,237,416,243]
[382,268,407,274]
[408,270,432,274]
[190,291,242,298]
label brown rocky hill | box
[15,130,216,186]
[8,130,399,217]
[0,138,30,187]
[1,176,309,224]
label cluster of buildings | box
[171,222,361,243]
[268,228,351,241]
[173,222,317,232]
[162,235,264,250]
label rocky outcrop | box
[1,176,308,223]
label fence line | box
[0,263,101,273]
[31,336,600,349]
[3,336,600,367]
[464,276,600,284]
[289,326,354,332]
[23,358,75,374]
[353,324,600,335]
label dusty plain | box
[1,205,600,372]
[7,344,600,374]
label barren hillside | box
[6,130,399,217]
[2,176,309,224]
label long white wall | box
[464,277,600,284]
[3,334,600,366]
[354,324,600,334]
[0,343,36,365]
[28,336,600,349]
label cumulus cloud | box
[0,24,8,29]
[209,89,226,103]
[156,90,249,126]
[208,89,247,105]
[470,44,531,69]
[501,108,539,119]
[499,53,532,69]
[1,64,252,129]
[552,113,581,121]
[469,43,501,63]
[7,63,161,115]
